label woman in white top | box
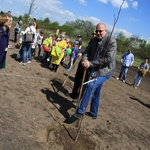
[19,21,36,65]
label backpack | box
[22,27,35,43]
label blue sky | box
[1,0,150,41]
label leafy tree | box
[43,17,50,24]
[64,19,95,40]
[59,25,73,37]
[116,32,128,52]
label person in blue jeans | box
[19,21,36,65]
[116,49,134,83]
[72,22,117,119]
[132,58,149,89]
[66,41,80,71]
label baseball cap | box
[77,35,81,38]
[57,38,61,41]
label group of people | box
[15,19,83,73]
[0,10,149,121]
[116,49,149,89]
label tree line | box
[12,15,150,60]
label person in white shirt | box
[116,49,134,83]
[19,21,36,65]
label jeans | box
[118,65,129,80]
[133,73,142,87]
[28,43,32,61]
[22,42,32,63]
[43,52,49,62]
[77,74,112,117]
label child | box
[37,30,44,58]
[66,41,79,71]
[61,38,72,63]
[50,32,67,72]
[42,34,52,63]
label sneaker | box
[27,61,31,64]
[47,58,50,62]
[73,112,83,119]
[123,80,125,83]
[72,98,78,103]
[85,112,97,119]
[66,68,71,71]
[19,62,26,66]
[116,77,119,80]
[134,86,137,89]
[22,63,26,66]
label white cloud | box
[126,17,138,22]
[97,0,108,4]
[131,1,138,9]
[115,28,133,38]
[97,0,129,8]
[106,24,133,37]
[79,16,102,25]
[98,0,138,9]
[111,0,129,8]
[78,0,87,6]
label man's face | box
[145,59,148,63]
[128,49,131,54]
[95,24,106,39]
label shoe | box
[69,93,77,99]
[66,68,71,71]
[134,86,137,89]
[27,61,31,64]
[22,63,26,66]
[50,68,55,72]
[116,77,119,80]
[85,112,97,119]
[19,62,26,65]
[123,80,125,83]
[72,98,78,103]
[47,58,50,62]
[73,112,83,119]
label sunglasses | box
[95,30,104,33]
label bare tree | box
[27,0,37,18]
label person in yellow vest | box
[50,32,67,72]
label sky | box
[1,0,150,41]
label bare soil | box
[0,39,150,150]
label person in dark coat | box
[0,13,11,69]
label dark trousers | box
[51,64,59,72]
[14,32,18,43]
[70,60,90,99]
